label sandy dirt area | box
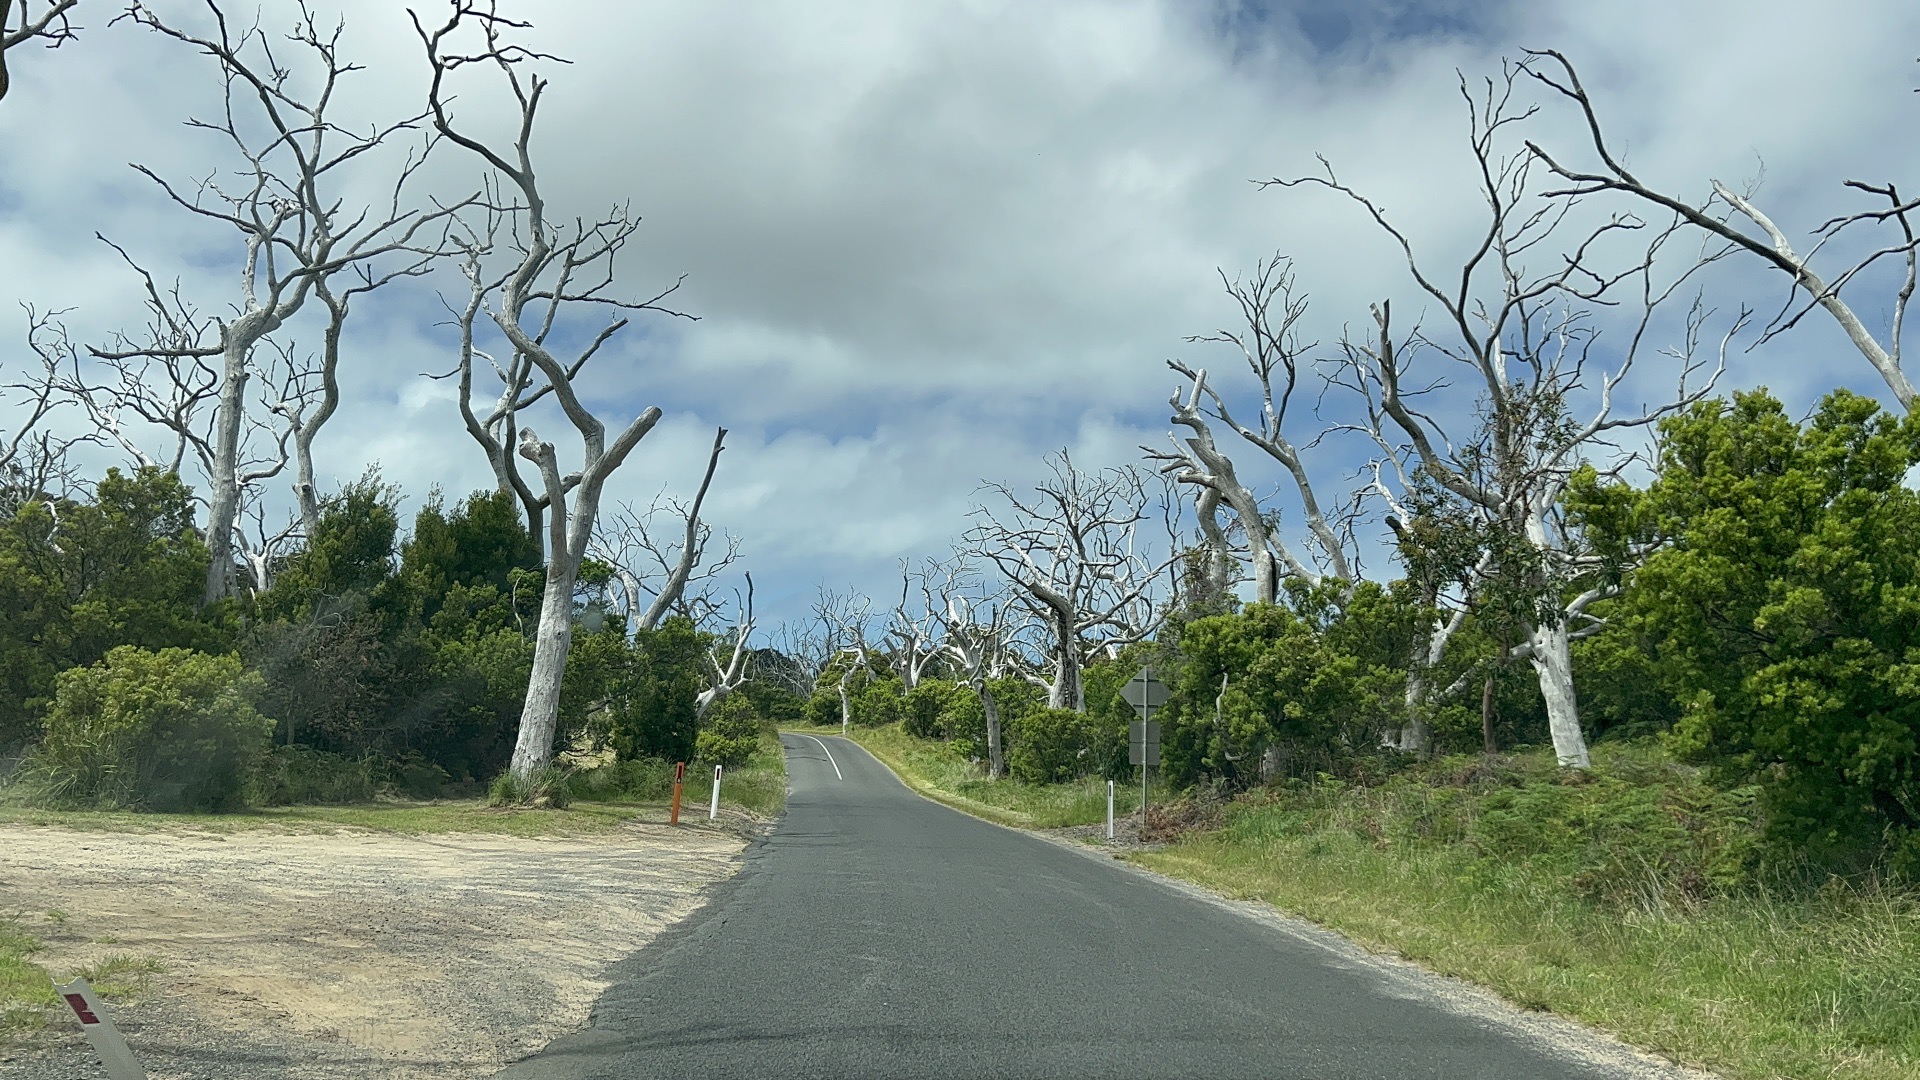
[0,818,754,1079]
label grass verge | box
[822,724,1920,1080]
[0,735,788,838]
[0,915,54,1047]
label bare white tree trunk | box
[420,9,687,784]
[1524,618,1588,768]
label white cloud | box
[3,0,1918,631]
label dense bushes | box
[30,646,270,812]
[696,692,762,767]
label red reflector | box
[62,994,100,1024]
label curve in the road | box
[496,733,1707,1080]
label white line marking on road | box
[796,734,843,780]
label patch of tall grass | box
[1134,743,1920,1080]
[0,915,54,1047]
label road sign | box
[1120,667,1170,716]
[1129,719,1161,767]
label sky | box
[2,0,1917,638]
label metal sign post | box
[1123,665,1167,827]
[57,978,146,1080]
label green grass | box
[827,725,1920,1079]
[0,736,788,838]
[790,723,1163,828]
[0,915,55,1046]
[1133,750,1920,1080]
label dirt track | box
[0,819,753,1078]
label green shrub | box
[1007,707,1108,785]
[803,686,842,728]
[31,646,270,812]
[852,676,905,727]
[696,693,761,768]
[570,757,676,802]
[245,745,378,806]
[903,679,964,739]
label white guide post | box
[1106,780,1115,840]
[56,978,147,1080]
[709,765,722,820]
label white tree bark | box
[1272,61,1739,765]
[1523,49,1918,413]
[0,0,78,105]
[418,7,686,783]
[967,451,1176,713]
[84,2,463,603]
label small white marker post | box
[1106,780,1115,840]
[57,978,146,1080]
[709,764,722,820]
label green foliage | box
[0,468,229,751]
[851,675,905,727]
[31,646,270,812]
[243,745,378,806]
[1587,390,1920,864]
[950,677,1043,762]
[902,678,964,739]
[803,684,842,728]
[737,677,806,729]
[605,616,702,763]
[1006,707,1111,784]
[256,472,401,624]
[696,692,762,768]
[1162,588,1409,788]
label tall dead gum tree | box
[0,0,78,105]
[84,1,464,603]
[966,450,1175,712]
[1146,254,1358,609]
[415,1,695,782]
[1272,58,1740,767]
[1521,49,1920,414]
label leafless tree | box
[966,450,1177,712]
[587,427,737,633]
[1145,254,1357,607]
[694,571,754,720]
[88,1,464,604]
[935,569,1015,779]
[0,306,96,516]
[1269,58,1740,766]
[880,558,947,691]
[0,0,79,105]
[813,586,877,732]
[415,2,695,781]
[1521,48,1919,413]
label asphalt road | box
[496,734,1698,1080]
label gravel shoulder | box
[0,816,760,1079]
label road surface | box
[497,733,1700,1080]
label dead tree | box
[966,450,1177,712]
[882,559,946,690]
[587,427,737,633]
[1,306,95,516]
[416,2,695,782]
[694,572,753,720]
[1521,49,1918,413]
[933,564,1016,779]
[0,0,79,105]
[91,1,462,603]
[813,587,877,731]
[1145,254,1357,606]
[1271,58,1739,766]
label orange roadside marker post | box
[670,761,686,824]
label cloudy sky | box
[2,0,1916,634]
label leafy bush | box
[606,617,703,763]
[851,676,905,727]
[903,679,965,739]
[570,757,676,802]
[696,693,762,768]
[31,646,270,812]
[244,745,378,806]
[1007,707,1109,785]
[803,686,842,728]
